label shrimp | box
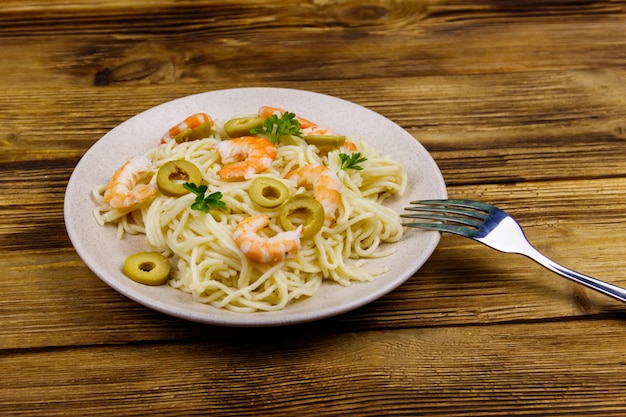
[104,155,157,209]
[258,106,346,139]
[233,214,303,263]
[285,164,341,226]
[302,125,332,136]
[214,136,277,179]
[258,106,316,129]
[161,112,213,143]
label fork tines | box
[401,199,490,233]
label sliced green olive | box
[173,120,213,143]
[123,252,170,286]
[279,194,325,239]
[224,116,264,138]
[249,177,290,208]
[303,135,346,148]
[157,160,203,196]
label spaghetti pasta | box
[93,112,407,312]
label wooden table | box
[3,1,626,415]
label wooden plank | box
[0,2,625,87]
[2,319,626,416]
[2,177,626,349]
[1,69,626,180]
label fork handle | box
[522,246,626,303]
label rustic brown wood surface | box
[2,0,626,415]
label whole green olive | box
[224,116,264,138]
[279,194,325,239]
[157,160,203,196]
[303,135,346,148]
[249,177,290,208]
[123,252,171,286]
[173,120,213,143]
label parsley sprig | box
[339,152,367,170]
[251,111,303,143]
[183,183,227,212]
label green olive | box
[123,252,170,286]
[224,116,264,138]
[157,160,203,196]
[303,135,346,148]
[279,194,325,239]
[173,120,213,143]
[249,177,290,208]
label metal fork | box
[402,199,626,303]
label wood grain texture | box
[2,0,626,415]
[3,320,626,416]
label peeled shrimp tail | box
[161,112,213,143]
[214,136,277,179]
[258,106,317,129]
[233,214,303,263]
[285,164,341,226]
[104,155,157,209]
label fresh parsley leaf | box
[203,191,227,211]
[183,183,226,212]
[251,111,303,143]
[183,182,206,195]
[338,152,368,171]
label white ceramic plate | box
[64,87,447,327]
